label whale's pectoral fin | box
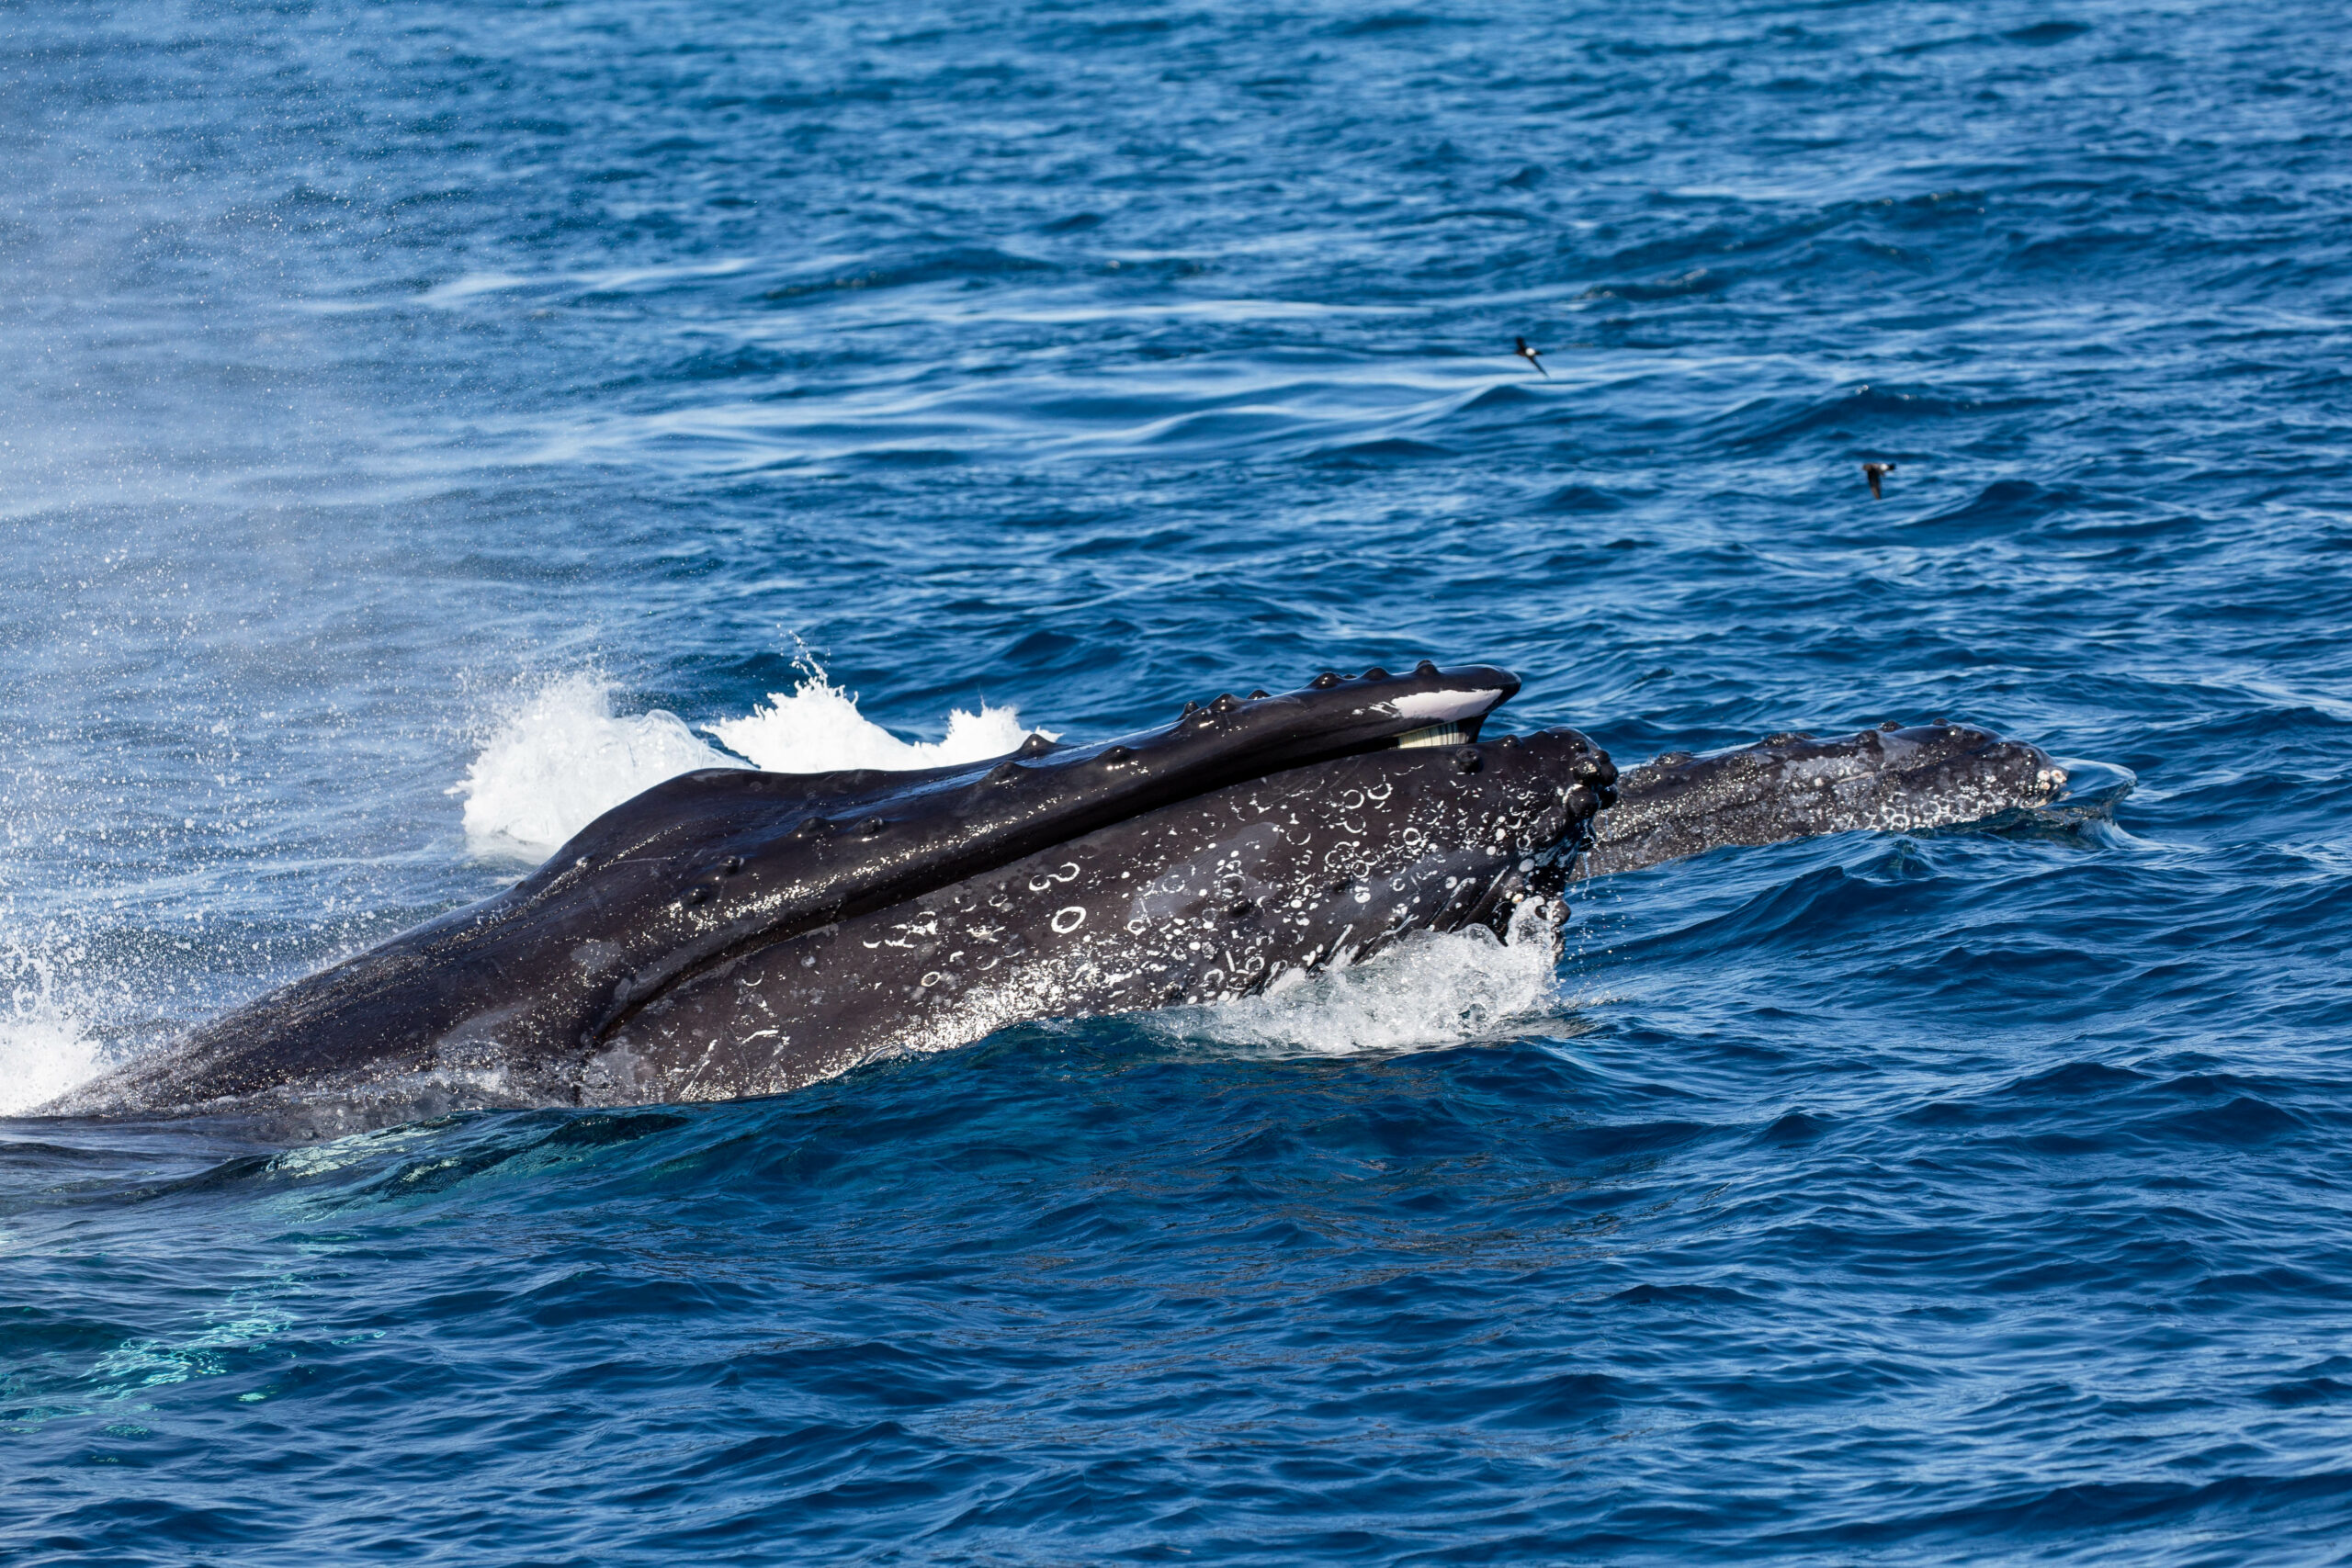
[1577,724,2075,878]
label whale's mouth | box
[1395,720,1482,749]
[1376,686,1509,728]
[1357,682,1507,753]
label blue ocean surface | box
[5,0,2352,1561]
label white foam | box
[1154,900,1570,1060]
[450,673,742,857]
[707,664,1040,774]
[0,943,105,1115]
[451,663,1051,860]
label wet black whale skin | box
[603,724,1605,1103]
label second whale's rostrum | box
[51,662,2085,1131]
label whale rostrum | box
[42,667,2082,1130]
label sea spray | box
[450,662,1050,860]
[0,935,105,1115]
[448,673,739,857]
[707,660,1042,774]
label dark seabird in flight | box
[1514,336,1549,378]
[1862,461,1895,500]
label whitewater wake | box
[1149,901,1576,1062]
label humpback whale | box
[44,665,2075,1132]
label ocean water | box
[5,0,2351,1560]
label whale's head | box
[541,660,1611,1035]
[586,663,1618,1100]
[543,659,1544,888]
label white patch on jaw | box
[1381,688,1503,723]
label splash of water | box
[447,673,740,857]
[449,662,1049,859]
[0,938,105,1115]
[1154,901,1571,1060]
[707,661,1042,773]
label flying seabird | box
[1861,461,1895,500]
[1514,336,1549,378]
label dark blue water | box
[6,1,2352,1560]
